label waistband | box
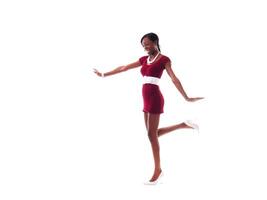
[143,76,160,85]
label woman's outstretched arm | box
[93,60,141,77]
[165,61,204,102]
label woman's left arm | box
[165,61,204,102]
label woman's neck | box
[149,50,160,57]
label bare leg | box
[144,112,148,131]
[146,113,162,182]
[143,113,193,181]
[158,122,193,137]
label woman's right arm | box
[93,60,141,77]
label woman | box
[93,33,203,185]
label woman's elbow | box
[172,78,180,85]
[120,66,127,72]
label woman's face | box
[142,37,157,55]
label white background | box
[1,0,267,199]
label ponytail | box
[156,42,161,52]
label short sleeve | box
[161,56,171,69]
[139,56,147,65]
[163,56,171,65]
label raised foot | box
[184,120,199,133]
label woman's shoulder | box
[160,54,171,63]
[139,55,148,60]
[139,55,148,64]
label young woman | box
[93,33,203,185]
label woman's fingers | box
[187,97,204,102]
[93,68,101,76]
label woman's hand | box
[186,97,204,102]
[93,68,103,77]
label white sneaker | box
[144,171,164,185]
[184,120,199,133]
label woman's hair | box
[140,32,161,52]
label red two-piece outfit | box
[139,55,171,114]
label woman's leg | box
[143,113,193,181]
[146,113,162,182]
[158,122,193,137]
[144,112,148,131]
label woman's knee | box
[147,129,158,141]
